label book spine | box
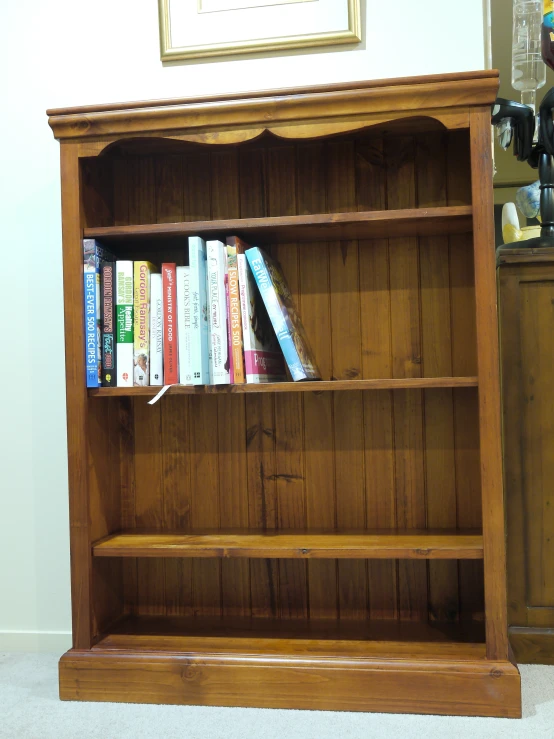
[237,253,251,354]
[83,239,101,388]
[246,248,305,381]
[162,263,179,385]
[227,247,245,384]
[115,261,134,387]
[149,273,163,386]
[101,261,116,386]
[177,266,193,385]
[133,262,155,386]
[189,237,210,385]
[206,241,230,384]
[224,255,234,384]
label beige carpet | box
[1,653,553,739]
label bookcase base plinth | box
[59,648,521,718]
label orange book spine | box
[226,244,245,384]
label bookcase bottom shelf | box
[60,616,520,716]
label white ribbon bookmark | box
[147,384,172,405]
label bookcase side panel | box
[62,143,94,649]
[469,107,508,662]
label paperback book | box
[83,239,113,388]
[133,261,157,386]
[100,261,116,387]
[149,273,163,386]
[225,240,245,384]
[162,263,179,385]
[206,240,230,384]
[115,260,134,387]
[188,237,210,385]
[235,239,286,384]
[177,266,193,385]
[246,247,321,382]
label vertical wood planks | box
[129,156,165,616]
[212,148,251,618]
[356,136,397,620]
[416,133,458,623]
[470,107,508,660]
[327,140,368,620]
[239,142,278,618]
[386,136,427,622]
[267,142,308,620]
[156,155,192,616]
[447,130,484,622]
[182,147,223,617]
[297,142,337,620]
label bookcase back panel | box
[100,388,483,624]
[83,126,482,629]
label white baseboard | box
[0,631,72,653]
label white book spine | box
[149,273,163,386]
[115,260,134,387]
[189,236,210,385]
[177,266,193,385]
[206,240,230,384]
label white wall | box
[0,0,489,651]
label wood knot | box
[490,669,503,679]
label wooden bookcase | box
[47,71,521,717]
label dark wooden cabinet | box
[47,70,520,717]
[498,247,554,664]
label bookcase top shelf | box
[84,206,473,246]
[47,70,499,144]
[88,376,479,397]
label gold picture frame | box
[158,0,361,62]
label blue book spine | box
[83,239,112,388]
[189,236,210,385]
[246,247,305,381]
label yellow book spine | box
[133,261,157,386]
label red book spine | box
[162,263,178,384]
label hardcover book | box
[206,240,230,384]
[149,273,163,386]
[245,247,321,382]
[235,239,286,384]
[133,261,157,386]
[225,240,245,384]
[177,266,193,385]
[101,261,116,387]
[83,239,113,388]
[188,237,210,385]
[162,263,179,385]
[115,260,134,387]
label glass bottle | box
[512,0,546,112]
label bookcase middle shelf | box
[83,205,473,245]
[92,530,484,560]
[88,376,478,397]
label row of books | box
[83,236,321,388]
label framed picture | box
[158,0,361,62]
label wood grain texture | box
[53,74,513,715]
[499,256,554,662]
[47,71,499,141]
[59,648,520,718]
[509,627,554,665]
[470,107,508,662]
[60,143,94,649]
[83,207,472,245]
[88,377,479,397]
[93,531,484,559]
